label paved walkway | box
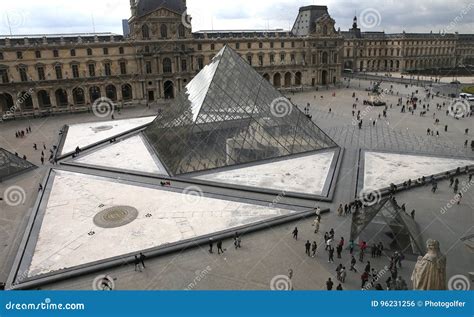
[1,80,472,290]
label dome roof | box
[136,0,186,17]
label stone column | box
[50,89,58,109]
[66,88,74,107]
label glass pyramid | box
[0,148,36,181]
[144,45,337,175]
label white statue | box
[411,239,446,290]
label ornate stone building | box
[0,0,472,117]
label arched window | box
[178,24,185,38]
[322,52,328,64]
[163,58,172,73]
[160,24,168,38]
[142,24,150,39]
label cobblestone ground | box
[1,79,472,290]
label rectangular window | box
[120,61,127,75]
[70,49,76,57]
[281,42,285,48]
[235,43,240,49]
[87,48,93,56]
[258,55,263,66]
[37,66,45,80]
[17,51,23,59]
[55,65,63,79]
[197,44,202,50]
[280,53,285,62]
[104,63,111,76]
[270,54,274,64]
[247,43,251,49]
[198,57,204,70]
[88,64,95,77]
[270,42,274,49]
[19,67,28,82]
[259,42,263,49]
[103,48,109,55]
[0,52,4,60]
[119,47,124,54]
[247,55,252,65]
[0,69,9,83]
[72,64,79,78]
[35,51,41,58]
[53,50,59,58]
[146,61,152,74]
[181,59,187,72]
[291,54,295,63]
[210,44,215,50]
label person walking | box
[328,246,335,263]
[313,218,320,233]
[234,232,242,249]
[139,253,146,269]
[326,278,334,290]
[326,237,333,251]
[292,227,298,240]
[311,241,317,257]
[336,283,343,290]
[340,267,347,283]
[208,238,214,253]
[350,256,357,272]
[134,255,142,272]
[217,240,224,254]
[305,240,311,256]
[361,271,369,289]
[336,244,342,259]
[349,240,355,255]
[365,261,371,273]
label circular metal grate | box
[93,206,139,229]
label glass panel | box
[144,46,337,175]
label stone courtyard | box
[1,78,473,290]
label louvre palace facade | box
[0,0,473,117]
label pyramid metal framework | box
[350,198,424,254]
[0,148,36,181]
[144,45,338,175]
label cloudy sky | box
[0,0,473,36]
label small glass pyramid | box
[144,45,337,175]
[0,148,36,181]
